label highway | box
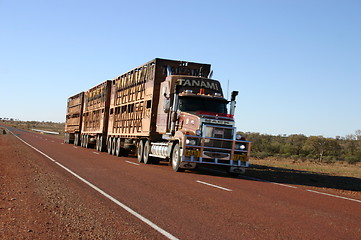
[5,126,361,239]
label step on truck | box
[65,58,251,173]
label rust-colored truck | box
[64,92,84,145]
[65,58,251,173]
[80,80,112,150]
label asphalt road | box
[5,126,361,239]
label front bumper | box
[182,135,251,168]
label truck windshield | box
[178,96,228,114]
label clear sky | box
[1,0,360,138]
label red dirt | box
[0,129,163,239]
[2,127,361,240]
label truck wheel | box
[99,136,104,152]
[96,136,100,151]
[137,140,144,163]
[96,136,102,151]
[111,137,116,155]
[84,135,89,148]
[171,143,184,172]
[74,133,79,146]
[143,140,153,164]
[81,135,84,147]
[115,138,121,157]
[107,137,112,154]
[82,135,87,148]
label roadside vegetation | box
[240,131,361,179]
[239,131,361,165]
[0,119,65,135]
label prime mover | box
[64,58,251,173]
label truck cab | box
[156,75,251,173]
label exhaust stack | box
[230,91,238,116]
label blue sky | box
[1,0,360,138]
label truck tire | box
[107,137,112,154]
[81,135,84,147]
[96,135,103,152]
[96,136,100,151]
[111,137,116,155]
[171,143,184,172]
[143,140,153,164]
[137,140,144,163]
[74,133,80,146]
[99,136,104,152]
[115,138,122,157]
[85,135,90,148]
[84,135,87,148]
[82,135,87,148]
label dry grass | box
[1,120,65,134]
[251,157,361,179]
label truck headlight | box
[195,129,202,136]
[236,134,242,140]
[186,139,197,145]
[235,144,246,150]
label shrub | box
[345,156,360,165]
[252,152,270,159]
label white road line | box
[242,175,298,188]
[8,129,179,240]
[126,161,140,166]
[272,182,298,189]
[306,189,361,203]
[196,180,232,192]
[241,176,361,203]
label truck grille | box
[204,125,233,149]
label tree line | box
[239,130,361,164]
